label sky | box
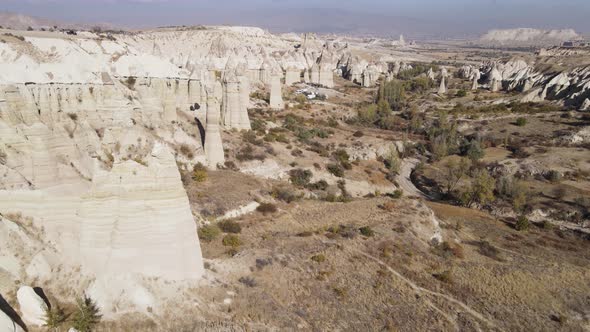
[3,0,590,37]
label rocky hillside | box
[480,28,581,47]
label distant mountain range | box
[0,12,117,31]
[0,10,584,43]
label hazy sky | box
[3,0,590,37]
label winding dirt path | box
[397,158,430,199]
[355,249,504,332]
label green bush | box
[198,224,221,242]
[222,234,241,247]
[44,303,66,331]
[327,163,344,177]
[465,140,485,161]
[515,117,527,127]
[256,203,278,215]
[455,89,467,97]
[515,215,530,231]
[432,270,453,283]
[192,163,208,182]
[218,220,242,234]
[71,295,102,332]
[359,226,375,237]
[311,254,326,263]
[389,190,403,199]
[289,168,313,187]
[271,186,301,203]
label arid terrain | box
[0,20,588,332]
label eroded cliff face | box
[0,26,343,314]
[0,78,207,313]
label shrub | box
[455,89,467,97]
[271,186,300,203]
[44,303,67,331]
[432,270,453,283]
[222,234,241,247]
[179,144,194,158]
[388,190,403,199]
[289,168,313,187]
[218,220,242,234]
[359,226,375,237]
[198,224,221,242]
[124,76,136,90]
[478,241,500,259]
[515,215,530,231]
[238,276,257,287]
[465,139,485,161]
[192,163,208,182]
[257,203,278,215]
[307,180,329,191]
[384,148,401,174]
[71,295,102,332]
[327,163,344,177]
[311,254,326,263]
[541,220,553,230]
[236,144,265,161]
[545,170,562,183]
[242,130,263,145]
[515,117,527,127]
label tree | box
[44,304,67,332]
[465,139,485,162]
[461,169,495,207]
[385,147,401,175]
[407,106,423,133]
[515,215,530,231]
[441,157,471,195]
[511,182,528,213]
[377,80,406,111]
[72,295,102,332]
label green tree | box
[377,80,406,111]
[357,104,378,124]
[72,295,102,332]
[441,157,471,195]
[385,147,401,175]
[466,140,485,162]
[407,106,423,133]
[462,169,496,207]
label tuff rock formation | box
[285,66,301,86]
[0,309,24,332]
[438,76,447,95]
[269,74,284,109]
[362,65,381,88]
[17,286,48,326]
[205,86,225,169]
[222,66,251,130]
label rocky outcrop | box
[269,74,284,110]
[0,309,24,332]
[222,70,251,130]
[17,286,47,326]
[362,65,380,88]
[205,86,225,169]
[285,67,301,86]
[438,77,447,95]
